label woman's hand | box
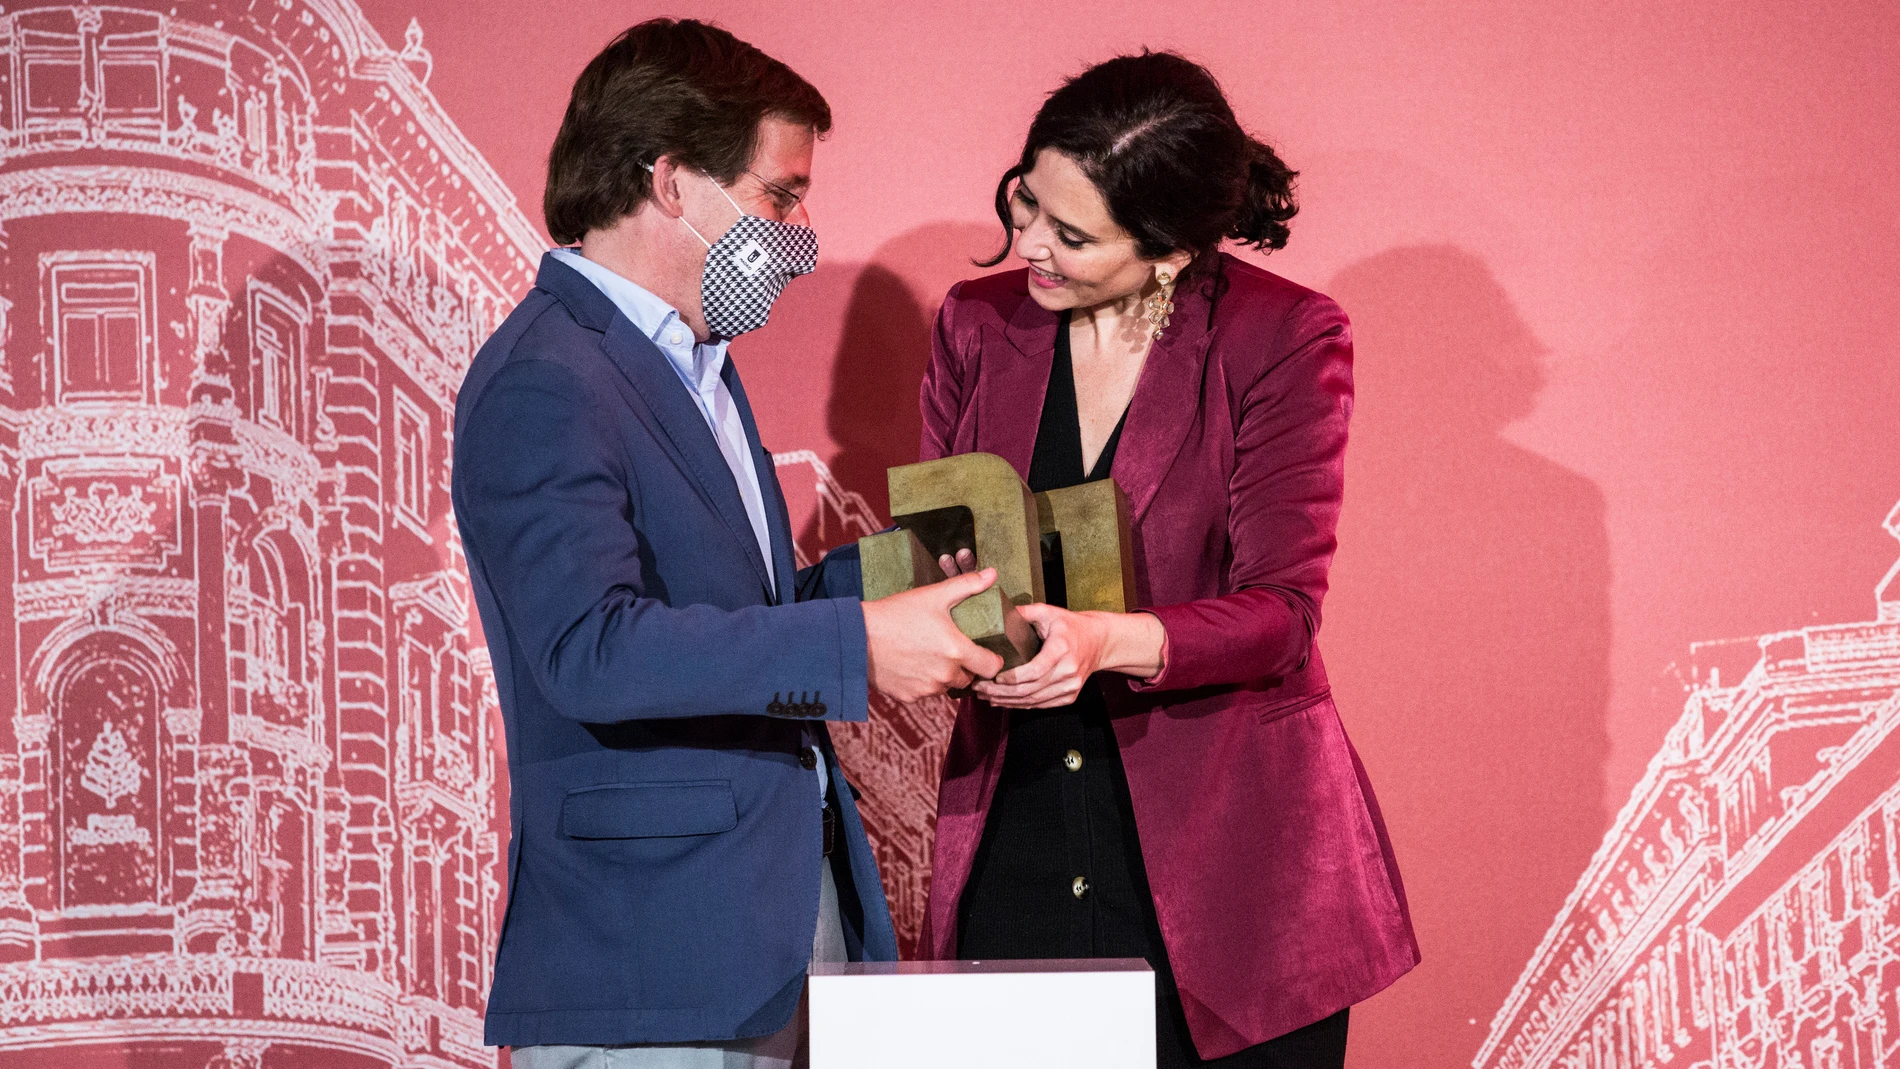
[973,604,1106,709]
[937,548,978,577]
[974,605,1167,709]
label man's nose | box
[787,201,812,228]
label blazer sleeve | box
[455,356,870,724]
[795,542,864,602]
[919,282,968,463]
[1131,295,1353,692]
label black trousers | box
[955,696,1349,1069]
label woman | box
[919,52,1419,1067]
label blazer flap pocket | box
[560,781,737,839]
[1256,686,1333,726]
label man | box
[451,19,1003,1068]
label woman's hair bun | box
[1231,137,1298,251]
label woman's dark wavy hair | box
[980,51,1297,282]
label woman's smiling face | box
[1009,148,1172,311]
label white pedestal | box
[808,958,1155,1069]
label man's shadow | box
[804,222,1000,541]
[749,223,1000,957]
[1321,246,1612,1068]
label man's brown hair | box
[544,19,831,245]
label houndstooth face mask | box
[679,173,818,339]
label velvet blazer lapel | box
[985,297,1060,477]
[1112,280,1215,522]
[985,280,1215,521]
[534,255,775,598]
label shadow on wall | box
[746,222,1002,956]
[1320,246,1612,1069]
[814,261,929,527]
[805,221,1001,538]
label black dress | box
[955,313,1349,1069]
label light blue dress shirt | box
[551,248,825,802]
[551,248,775,585]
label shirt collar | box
[550,247,728,392]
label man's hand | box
[862,568,1007,702]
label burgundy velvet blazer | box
[918,256,1420,1058]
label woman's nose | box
[1013,225,1046,262]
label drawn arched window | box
[259,797,311,960]
[239,535,309,721]
[45,253,155,402]
[249,286,305,431]
[54,654,161,909]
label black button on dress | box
[954,312,1348,1069]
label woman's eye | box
[1057,232,1086,249]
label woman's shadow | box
[1322,246,1612,1067]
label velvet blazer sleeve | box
[1132,295,1352,692]
[456,356,870,724]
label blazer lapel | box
[1111,280,1215,521]
[597,313,776,596]
[723,359,798,605]
[983,296,1060,479]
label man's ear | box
[648,154,690,219]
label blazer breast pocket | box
[559,781,738,840]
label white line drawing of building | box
[0,1,540,1065]
[1475,499,1900,1069]
[773,449,957,956]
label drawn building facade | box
[0,1,539,1065]
[773,449,955,956]
[1475,500,1900,1069]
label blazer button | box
[812,701,827,718]
[768,694,785,716]
[800,748,819,770]
[1072,876,1090,899]
[1063,749,1083,772]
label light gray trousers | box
[510,864,849,1069]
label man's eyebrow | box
[767,173,811,192]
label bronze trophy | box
[858,452,1136,671]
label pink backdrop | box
[2,1,1898,1066]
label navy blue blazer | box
[453,254,897,1049]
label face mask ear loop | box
[679,215,713,250]
[643,161,719,248]
[700,175,747,244]
[713,180,747,217]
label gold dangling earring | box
[1144,268,1176,340]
